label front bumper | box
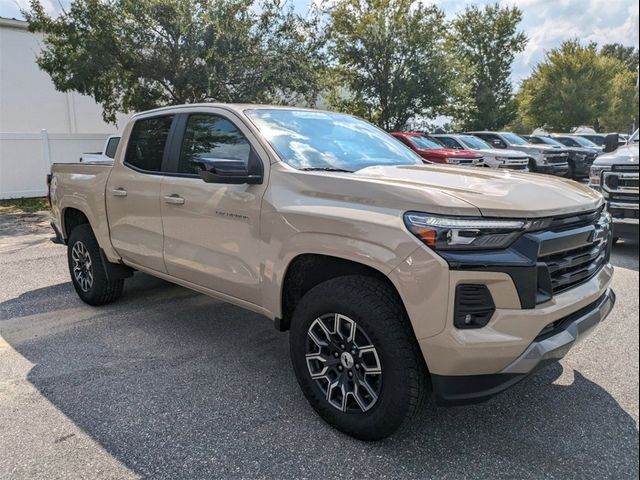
[612,217,639,238]
[536,163,569,176]
[431,288,616,406]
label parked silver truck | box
[589,129,639,242]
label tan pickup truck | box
[49,104,616,440]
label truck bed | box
[50,162,115,260]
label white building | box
[0,17,129,199]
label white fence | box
[0,130,109,199]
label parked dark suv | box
[523,135,599,179]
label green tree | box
[517,40,636,132]
[24,0,325,123]
[600,43,639,72]
[447,3,527,130]
[600,68,639,133]
[325,0,450,131]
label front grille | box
[602,167,639,207]
[545,154,568,164]
[536,210,610,295]
[539,243,607,294]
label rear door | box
[106,115,174,272]
[159,109,268,304]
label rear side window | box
[124,116,173,172]
[105,137,120,159]
[177,114,251,175]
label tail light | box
[46,174,52,207]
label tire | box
[528,159,537,173]
[289,275,429,441]
[67,224,124,305]
[566,162,575,179]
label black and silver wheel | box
[71,240,94,292]
[290,275,428,441]
[306,313,382,413]
[67,224,124,305]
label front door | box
[159,110,268,304]
[106,114,174,273]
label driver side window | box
[178,114,251,175]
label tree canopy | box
[324,0,450,131]
[25,0,325,123]
[517,40,638,132]
[447,3,527,131]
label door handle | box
[111,188,127,197]
[163,194,185,205]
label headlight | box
[404,213,527,250]
[494,156,508,163]
[589,165,610,186]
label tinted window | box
[477,133,506,148]
[178,114,251,175]
[434,136,463,149]
[124,116,173,172]
[105,137,120,159]
[502,133,529,145]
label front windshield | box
[459,135,492,150]
[568,136,598,148]
[584,135,605,146]
[502,133,530,145]
[412,136,444,149]
[245,109,422,171]
[538,136,565,147]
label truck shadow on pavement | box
[1,273,638,479]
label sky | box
[1,0,638,86]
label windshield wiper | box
[299,167,353,173]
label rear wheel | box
[67,224,124,305]
[290,275,428,441]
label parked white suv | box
[431,134,529,171]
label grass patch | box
[0,197,49,214]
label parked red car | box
[391,132,484,166]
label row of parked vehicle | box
[390,130,611,180]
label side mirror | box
[603,134,619,153]
[196,157,262,185]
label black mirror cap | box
[196,151,264,185]
[603,133,619,153]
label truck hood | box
[592,144,639,166]
[512,144,562,154]
[353,164,602,217]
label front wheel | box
[289,275,429,441]
[67,224,124,305]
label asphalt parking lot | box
[1,212,638,480]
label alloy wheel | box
[71,241,93,292]
[305,313,382,413]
